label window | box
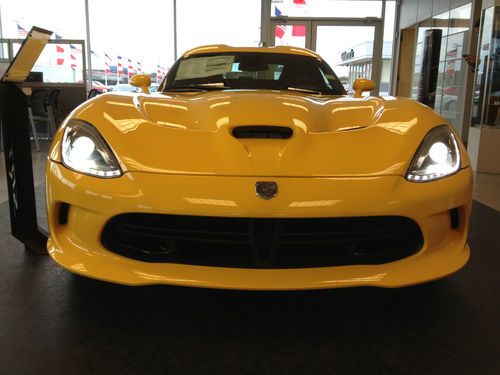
[410,3,472,136]
[270,0,383,18]
[88,0,174,86]
[0,0,86,83]
[0,0,86,39]
[176,0,261,54]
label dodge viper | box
[46,45,473,290]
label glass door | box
[311,21,383,95]
[269,18,383,95]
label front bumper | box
[46,161,473,290]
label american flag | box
[17,24,28,38]
[70,44,82,53]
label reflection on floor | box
[0,140,50,205]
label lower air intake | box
[101,214,423,268]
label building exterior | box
[338,41,393,95]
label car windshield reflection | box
[163,52,346,95]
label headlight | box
[61,119,122,178]
[406,125,461,182]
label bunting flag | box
[157,65,163,81]
[128,59,134,77]
[273,0,307,17]
[292,25,306,37]
[17,24,28,38]
[137,61,142,74]
[105,53,112,75]
[70,44,78,69]
[56,45,65,65]
[70,54,77,69]
[275,25,286,39]
[117,56,123,74]
[55,33,65,66]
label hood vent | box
[232,126,293,139]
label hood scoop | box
[232,126,293,139]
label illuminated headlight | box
[406,125,461,182]
[61,119,122,178]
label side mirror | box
[130,74,152,94]
[352,78,376,98]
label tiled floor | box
[473,172,500,211]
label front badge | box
[255,181,278,200]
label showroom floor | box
[0,142,499,374]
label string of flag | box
[16,22,165,82]
[273,0,307,41]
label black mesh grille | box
[101,214,423,268]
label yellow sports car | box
[46,45,473,290]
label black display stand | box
[0,82,48,254]
[0,26,52,254]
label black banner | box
[418,29,442,107]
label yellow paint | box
[182,44,322,59]
[353,78,376,98]
[45,46,473,290]
[130,74,152,94]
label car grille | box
[100,214,424,268]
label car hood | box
[65,90,452,177]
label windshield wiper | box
[286,86,323,95]
[165,84,230,92]
[164,85,207,92]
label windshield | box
[161,52,346,95]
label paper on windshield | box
[176,56,235,80]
